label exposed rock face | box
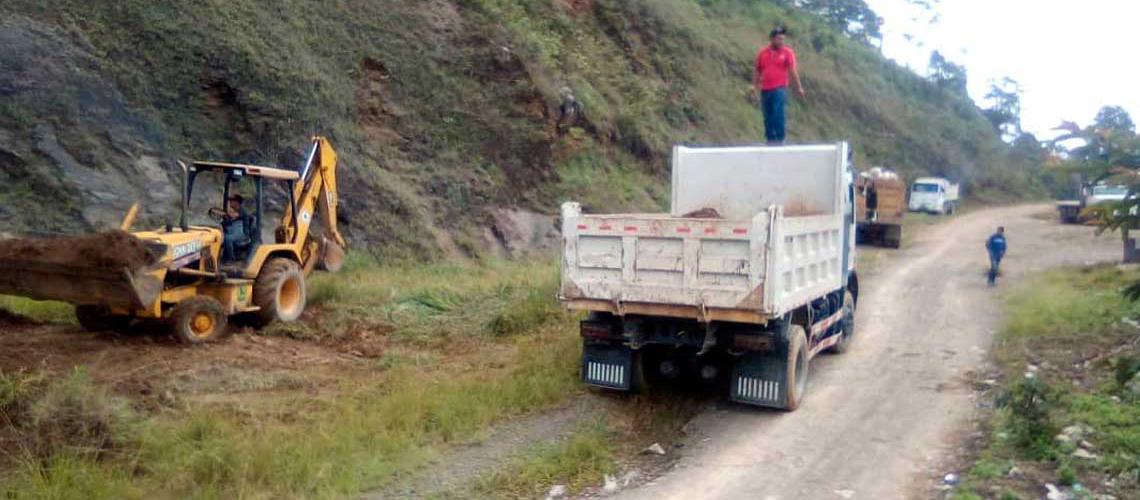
[486,208,560,259]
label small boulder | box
[547,484,568,499]
[1073,448,1098,460]
[642,443,667,456]
[602,474,618,494]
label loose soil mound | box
[682,208,723,219]
[0,231,159,270]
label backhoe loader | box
[0,136,347,343]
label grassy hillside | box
[0,0,1032,257]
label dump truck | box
[559,143,858,410]
[855,167,905,248]
[0,136,346,343]
[1058,183,1129,224]
[908,177,959,215]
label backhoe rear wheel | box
[76,305,132,333]
[169,296,228,344]
[253,258,306,326]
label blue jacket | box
[986,233,1007,257]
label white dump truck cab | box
[1086,184,1128,207]
[559,143,858,410]
[908,177,959,215]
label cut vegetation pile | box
[953,265,1140,500]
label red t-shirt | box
[755,45,797,91]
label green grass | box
[953,265,1140,498]
[288,257,570,344]
[0,295,76,325]
[0,259,586,498]
[999,266,1140,345]
[472,421,618,498]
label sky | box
[864,0,1140,139]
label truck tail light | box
[580,321,619,339]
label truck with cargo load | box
[559,143,858,410]
[855,167,905,248]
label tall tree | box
[928,51,967,94]
[982,77,1022,140]
[1094,105,1136,134]
[790,0,883,45]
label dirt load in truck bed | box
[0,230,160,270]
[681,207,723,219]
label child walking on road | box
[985,227,1007,286]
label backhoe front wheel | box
[170,296,228,344]
[253,258,306,326]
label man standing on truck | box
[753,26,806,145]
[985,226,1007,286]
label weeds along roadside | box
[952,265,1140,500]
[0,257,590,497]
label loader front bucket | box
[0,260,162,309]
[0,231,165,310]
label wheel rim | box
[279,277,302,317]
[190,312,215,338]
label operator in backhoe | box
[211,194,251,262]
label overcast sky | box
[864,0,1140,139]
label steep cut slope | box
[0,0,1024,258]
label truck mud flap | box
[582,343,633,391]
[731,351,789,408]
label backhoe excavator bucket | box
[0,231,164,310]
[316,237,346,273]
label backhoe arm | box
[280,136,347,271]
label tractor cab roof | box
[190,161,300,181]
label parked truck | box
[559,143,858,410]
[855,167,905,248]
[1058,183,1129,224]
[908,177,959,215]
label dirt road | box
[617,205,1120,500]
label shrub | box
[997,376,1059,458]
[22,368,139,460]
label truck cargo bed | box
[559,144,850,324]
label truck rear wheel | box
[783,325,809,410]
[253,258,306,326]
[169,296,228,344]
[828,291,856,354]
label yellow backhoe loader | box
[0,136,347,343]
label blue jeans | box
[988,253,1003,285]
[222,221,246,262]
[761,87,787,144]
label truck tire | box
[828,291,857,354]
[253,258,306,326]
[75,305,132,333]
[169,296,228,344]
[783,325,809,410]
